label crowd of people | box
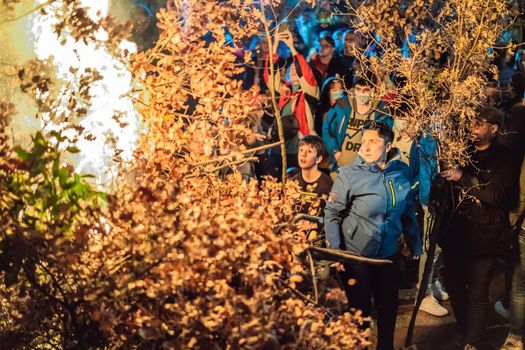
[234,19,525,350]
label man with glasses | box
[441,107,518,350]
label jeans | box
[418,205,442,293]
[509,229,525,338]
[442,244,496,346]
[339,257,400,350]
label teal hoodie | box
[324,148,422,259]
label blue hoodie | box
[324,148,422,259]
[409,133,438,206]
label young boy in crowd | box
[290,135,334,303]
[290,135,333,219]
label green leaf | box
[14,146,29,161]
[72,182,89,198]
[63,225,74,240]
[32,132,48,158]
[66,146,80,154]
[29,162,44,178]
[49,130,67,142]
[49,130,61,138]
[58,168,70,187]
[95,191,107,202]
[52,157,60,177]
[33,132,45,146]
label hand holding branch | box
[441,168,463,182]
[330,262,345,272]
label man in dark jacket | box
[441,107,518,349]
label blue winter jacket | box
[409,133,438,205]
[322,97,393,170]
[324,149,422,259]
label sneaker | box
[494,300,510,320]
[432,280,449,301]
[500,336,524,350]
[420,295,449,317]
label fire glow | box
[31,0,140,186]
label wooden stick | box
[307,246,393,265]
[260,6,288,184]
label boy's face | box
[298,144,321,170]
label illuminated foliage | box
[346,0,511,167]
[0,0,368,349]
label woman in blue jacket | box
[324,120,422,350]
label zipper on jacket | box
[376,173,388,256]
[338,115,345,135]
[388,179,396,207]
[338,104,354,135]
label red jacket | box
[264,53,319,136]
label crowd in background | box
[234,17,525,350]
[124,2,525,349]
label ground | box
[392,268,509,350]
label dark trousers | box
[339,258,400,350]
[442,247,496,346]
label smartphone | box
[278,22,289,33]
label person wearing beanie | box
[440,107,519,349]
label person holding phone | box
[264,26,320,176]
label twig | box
[0,0,56,26]
[260,5,288,184]
[307,250,319,303]
[190,141,282,166]
[276,277,336,318]
[206,156,258,173]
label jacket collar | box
[354,148,402,172]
